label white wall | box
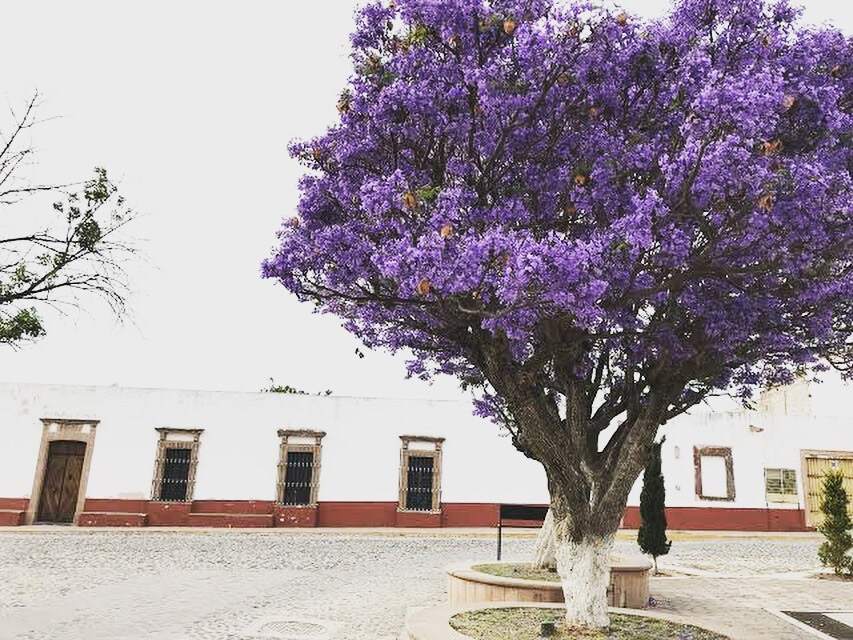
[2,382,850,509]
[0,383,548,504]
[628,403,851,509]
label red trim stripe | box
[0,497,811,531]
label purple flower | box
[264,0,852,423]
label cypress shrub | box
[638,439,671,574]
[817,469,853,575]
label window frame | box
[693,446,736,502]
[398,435,444,513]
[276,429,325,507]
[151,428,203,503]
[764,467,799,504]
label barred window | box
[151,428,203,502]
[765,468,798,503]
[277,430,324,507]
[398,436,444,513]
[283,451,314,506]
[405,456,434,511]
[160,448,192,501]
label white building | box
[0,381,850,531]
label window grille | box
[159,448,192,501]
[765,468,798,503]
[277,430,324,507]
[283,451,314,506]
[405,456,434,511]
[151,428,203,502]
[398,436,444,513]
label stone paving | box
[651,574,852,639]
[0,529,849,640]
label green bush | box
[817,469,853,575]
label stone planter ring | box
[446,558,652,609]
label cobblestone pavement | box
[655,534,827,576]
[0,530,848,640]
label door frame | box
[26,418,99,525]
[800,448,853,529]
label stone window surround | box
[276,429,325,507]
[26,418,100,525]
[694,445,736,502]
[398,435,444,514]
[150,428,204,502]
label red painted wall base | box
[622,505,809,532]
[78,512,147,527]
[0,498,27,526]
[274,505,318,527]
[0,497,812,531]
[0,510,25,526]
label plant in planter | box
[264,0,852,629]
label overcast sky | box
[1,1,851,403]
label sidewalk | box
[652,574,852,640]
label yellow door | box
[804,453,853,528]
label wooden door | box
[804,454,853,528]
[37,440,86,523]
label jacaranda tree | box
[264,0,852,627]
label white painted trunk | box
[531,508,557,569]
[555,535,613,629]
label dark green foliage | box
[638,440,671,572]
[817,469,853,575]
[262,378,332,396]
[1,95,135,348]
[0,308,44,343]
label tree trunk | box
[554,531,614,629]
[474,350,679,629]
[532,508,557,569]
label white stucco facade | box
[0,380,850,529]
[0,382,548,504]
[641,406,850,510]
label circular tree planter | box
[405,602,729,640]
[446,559,651,609]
